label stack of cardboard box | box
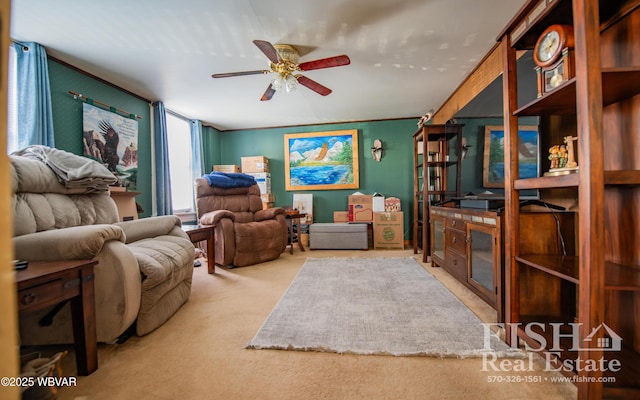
[212,164,241,173]
[347,194,373,223]
[241,156,273,209]
[372,210,404,250]
[373,197,403,249]
[336,193,403,250]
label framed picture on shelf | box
[284,130,359,191]
[483,125,539,188]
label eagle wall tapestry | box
[82,103,139,189]
[284,130,359,191]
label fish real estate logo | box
[481,322,623,374]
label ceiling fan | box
[212,40,350,101]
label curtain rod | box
[68,90,142,120]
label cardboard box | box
[262,202,274,210]
[241,156,270,173]
[109,188,141,221]
[348,194,373,222]
[213,164,241,173]
[372,194,385,212]
[300,233,309,247]
[373,212,404,249]
[428,141,440,154]
[109,185,126,192]
[333,211,349,223]
[384,197,401,212]
[261,193,275,202]
[246,172,271,194]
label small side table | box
[183,224,216,274]
[285,213,307,254]
[16,260,99,375]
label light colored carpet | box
[247,257,518,358]
[47,250,576,400]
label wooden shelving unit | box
[412,124,462,262]
[499,0,640,398]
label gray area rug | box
[247,257,519,358]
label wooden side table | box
[183,224,216,274]
[109,188,141,221]
[285,213,307,254]
[16,260,99,375]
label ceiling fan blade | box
[253,40,282,64]
[261,84,276,101]
[298,55,350,71]
[212,70,269,78]
[296,75,332,96]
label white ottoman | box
[309,223,368,250]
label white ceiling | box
[10,0,526,131]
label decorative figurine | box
[544,136,579,176]
[558,144,568,168]
[548,145,560,169]
[564,135,578,169]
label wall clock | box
[533,25,575,97]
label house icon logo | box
[580,323,622,352]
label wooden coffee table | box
[16,260,99,375]
[183,224,216,274]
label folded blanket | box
[203,172,256,188]
[13,145,117,192]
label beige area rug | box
[247,257,519,358]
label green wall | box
[47,58,539,241]
[48,60,153,217]
[214,120,417,239]
[202,125,222,168]
[49,59,151,217]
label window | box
[165,112,194,213]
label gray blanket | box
[13,145,117,192]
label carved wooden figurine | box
[564,135,578,169]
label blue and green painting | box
[288,134,355,186]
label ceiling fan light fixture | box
[285,74,298,92]
[271,75,284,91]
[212,40,350,100]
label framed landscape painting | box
[284,130,359,191]
[483,125,539,187]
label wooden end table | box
[16,260,99,375]
[285,213,307,254]
[183,224,216,274]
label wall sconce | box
[371,139,383,162]
[461,137,472,160]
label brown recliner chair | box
[195,178,288,267]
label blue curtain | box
[153,102,173,216]
[10,42,55,152]
[190,119,205,210]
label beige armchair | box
[11,150,195,344]
[195,177,288,267]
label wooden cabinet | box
[499,0,640,397]
[412,124,463,262]
[431,206,576,325]
[430,207,503,321]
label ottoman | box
[309,223,368,250]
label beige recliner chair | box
[195,177,287,267]
[11,149,195,344]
